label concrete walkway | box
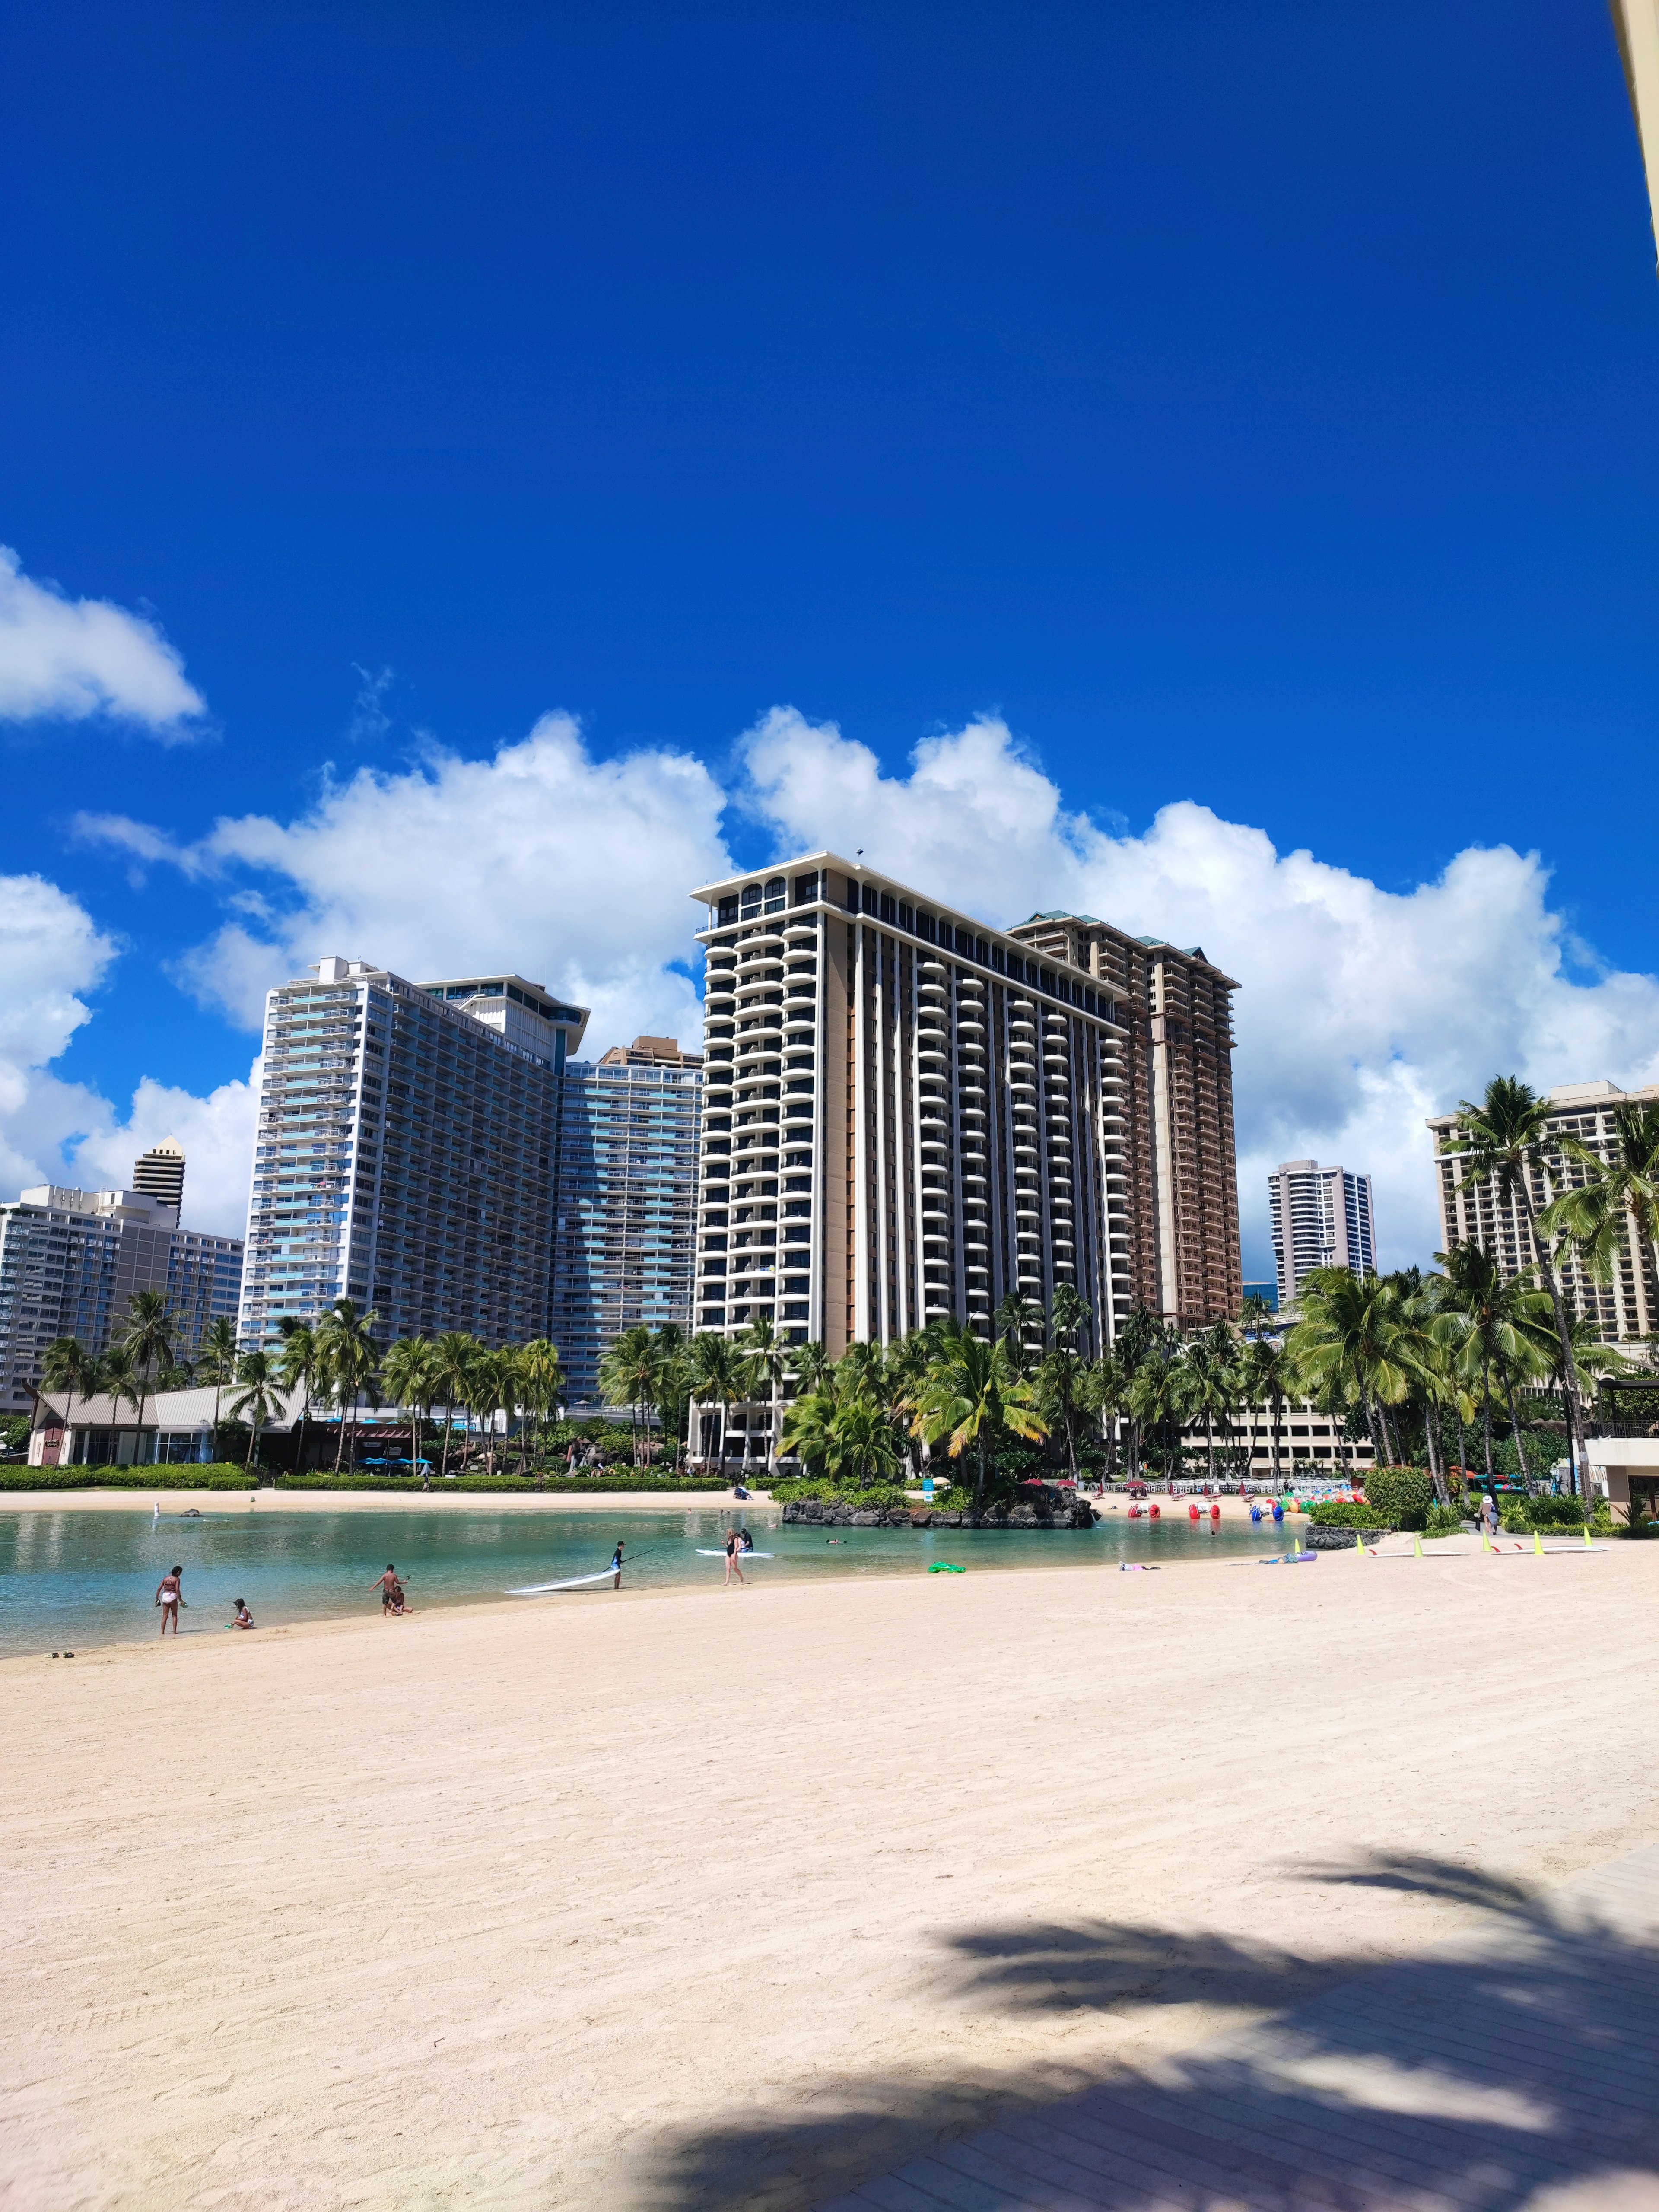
[818,1844,1659,2211]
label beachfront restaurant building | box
[25,1381,309,1467]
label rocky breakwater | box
[782,1485,1097,1530]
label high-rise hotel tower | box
[689,855,1135,1353]
[239,957,588,1349]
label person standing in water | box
[610,1539,625,1590]
[723,1529,745,1585]
[369,1564,406,1615]
[155,1564,184,1635]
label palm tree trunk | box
[1270,1396,1283,1488]
[1425,1398,1449,1507]
[441,1401,453,1480]
[1481,1354,1494,1483]
[1505,1377,1529,1481]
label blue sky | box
[3,0,1658,1272]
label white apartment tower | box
[1269,1160,1376,1305]
[689,855,1134,1356]
[238,957,588,1349]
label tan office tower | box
[132,1136,185,1212]
[1008,912,1241,1328]
[688,855,1135,1357]
[1428,1079,1659,1344]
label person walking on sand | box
[610,1539,625,1589]
[155,1564,184,1635]
[723,1529,745,1586]
[369,1564,406,1615]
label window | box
[740,881,763,918]
[792,871,820,905]
[764,875,786,914]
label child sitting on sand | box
[227,1598,255,1630]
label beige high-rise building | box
[1008,912,1242,1328]
[1428,1079,1659,1344]
[688,855,1136,1360]
[132,1136,185,1211]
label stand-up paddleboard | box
[507,1568,620,1594]
[695,1548,773,1558]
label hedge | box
[766,1478,920,1512]
[273,1472,738,1494]
[1308,1499,1388,1529]
[0,1464,256,1491]
[1363,1467,1434,1531]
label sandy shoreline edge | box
[0,1484,766,1513]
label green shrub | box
[1308,1499,1388,1528]
[1363,1467,1433,1531]
[766,1478,916,1511]
[0,1464,256,1491]
[1424,1503,1464,1538]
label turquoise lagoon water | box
[0,1503,1295,1656]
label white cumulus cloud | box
[0,871,256,1235]
[0,545,206,734]
[80,712,733,1058]
[739,709,1659,1272]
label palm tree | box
[598,1325,663,1467]
[993,1290,1044,1379]
[825,1398,903,1488]
[381,1335,439,1475]
[1239,1335,1293,1491]
[688,1331,746,1470]
[1240,1293,1276,1341]
[275,1320,324,1473]
[1287,1269,1415,1465]
[737,1314,794,1477]
[517,1338,566,1472]
[40,1337,98,1465]
[317,1299,381,1471]
[464,1347,517,1477]
[1443,1077,1592,1500]
[1180,1324,1239,1484]
[913,1329,1047,1507]
[790,1338,833,1399]
[197,1317,241,1457]
[98,1343,144,1462]
[120,1289,177,1462]
[430,1331,478,1479]
[1427,1244,1554,1484]
[1086,1349,1132,1479]
[1543,1100,1659,1341]
[228,1350,282,1469]
[1127,1328,1187,1478]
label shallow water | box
[0,1503,1296,1655]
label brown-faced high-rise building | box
[1007,912,1242,1328]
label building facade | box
[132,1137,186,1211]
[0,1184,243,1413]
[1428,1079,1659,1344]
[688,855,1134,1360]
[551,1036,703,1405]
[1269,1160,1376,1305]
[1007,912,1241,1328]
[238,957,588,1351]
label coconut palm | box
[40,1337,99,1465]
[119,1289,177,1460]
[1239,1335,1293,1491]
[1085,1348,1132,1479]
[1287,1269,1415,1465]
[98,1343,144,1462]
[1126,1328,1188,1476]
[913,1329,1047,1507]
[789,1338,833,1399]
[317,1299,381,1471]
[993,1290,1044,1379]
[518,1338,566,1472]
[823,1397,902,1488]
[1543,1100,1659,1339]
[688,1330,746,1469]
[274,1319,324,1474]
[1240,1292,1276,1341]
[1442,1077,1591,1498]
[197,1317,241,1456]
[598,1325,663,1467]
[227,1349,282,1469]
[1427,1243,1555,1485]
[381,1335,439,1475]
[430,1331,479,1479]
[737,1314,792,1475]
[464,1347,518,1477]
[1179,1324,1239,1484]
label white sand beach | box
[4,1543,1655,2210]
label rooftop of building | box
[597,1035,705,1068]
[1426,1077,1659,1130]
[1016,909,1239,986]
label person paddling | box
[155,1564,184,1636]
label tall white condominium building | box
[1429,1078,1659,1343]
[689,855,1134,1354]
[1269,1160,1376,1305]
[551,1036,704,1405]
[0,1183,242,1412]
[132,1136,186,1211]
[239,958,588,1350]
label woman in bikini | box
[155,1565,184,1636]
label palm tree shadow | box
[639,1849,1659,2211]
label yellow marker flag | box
[1534,1529,1544,1557]
[1584,1523,1594,1549]
[1414,1531,1424,1558]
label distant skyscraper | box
[551,1037,703,1405]
[1011,912,1242,1328]
[238,957,588,1350]
[132,1136,185,1212]
[1269,1160,1375,1305]
[0,1182,242,1412]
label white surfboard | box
[507,1568,620,1594]
[695,1548,773,1558]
